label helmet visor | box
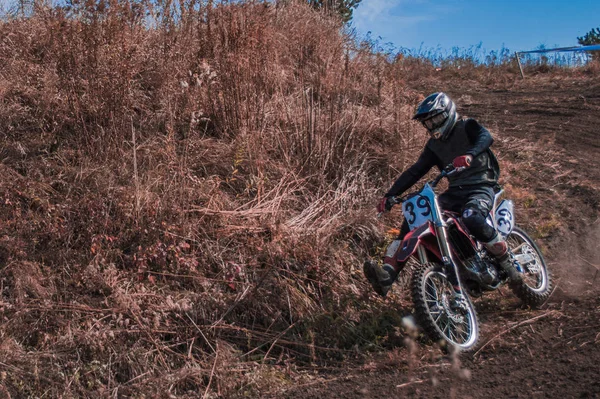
[420,112,448,131]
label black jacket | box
[385,118,500,197]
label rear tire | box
[507,227,552,308]
[412,262,479,351]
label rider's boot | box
[364,239,407,297]
[484,234,522,283]
[363,261,399,297]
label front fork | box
[427,192,464,293]
[434,224,464,292]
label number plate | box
[495,199,514,237]
[402,190,435,230]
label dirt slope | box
[268,75,600,399]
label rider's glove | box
[452,155,473,168]
[377,197,395,213]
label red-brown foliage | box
[1,1,597,396]
[0,1,425,396]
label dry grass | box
[0,1,597,396]
[0,1,420,396]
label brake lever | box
[444,166,466,177]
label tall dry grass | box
[2,1,596,396]
[0,1,427,396]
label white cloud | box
[354,0,404,23]
[352,0,435,45]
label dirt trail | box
[268,76,600,399]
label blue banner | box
[518,44,600,54]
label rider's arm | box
[464,119,494,158]
[385,146,437,197]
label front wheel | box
[507,227,553,308]
[412,262,479,351]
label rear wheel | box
[507,227,552,308]
[412,262,479,351]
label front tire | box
[412,262,479,351]
[507,227,553,308]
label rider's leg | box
[482,233,520,281]
[364,220,410,297]
[459,189,521,281]
[382,221,411,275]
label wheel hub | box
[441,294,465,323]
[522,245,541,274]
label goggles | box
[420,112,448,131]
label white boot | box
[484,234,521,282]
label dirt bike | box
[384,166,552,351]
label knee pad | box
[461,206,496,242]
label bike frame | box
[394,168,471,290]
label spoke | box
[449,317,461,332]
[433,283,449,299]
[506,237,519,247]
[442,321,450,339]
[425,278,440,301]
[425,291,438,302]
[431,275,445,291]
[428,278,439,295]
[511,242,525,253]
[451,311,468,338]
[439,316,449,334]
[425,289,438,302]
[426,300,442,312]
[425,279,437,293]
[453,318,469,344]
[428,305,442,315]
[461,316,471,337]
[447,323,458,343]
[457,326,468,342]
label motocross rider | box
[364,92,521,298]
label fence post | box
[515,52,525,79]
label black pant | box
[398,185,497,243]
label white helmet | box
[413,92,458,140]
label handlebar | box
[431,165,465,188]
[378,164,465,217]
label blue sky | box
[351,0,600,53]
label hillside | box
[276,76,600,398]
[0,1,599,397]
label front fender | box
[396,222,440,263]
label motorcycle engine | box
[447,226,499,288]
[462,256,498,286]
